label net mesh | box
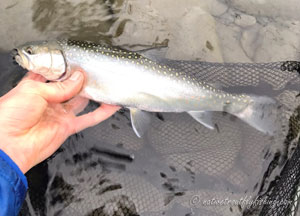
[1,51,300,216]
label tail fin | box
[230,96,279,135]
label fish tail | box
[230,96,279,135]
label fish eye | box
[25,47,33,55]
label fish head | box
[13,41,68,81]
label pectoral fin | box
[188,111,215,130]
[130,108,151,138]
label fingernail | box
[70,71,82,81]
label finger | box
[69,104,120,133]
[64,96,89,115]
[21,71,84,103]
[40,71,84,102]
[22,71,46,82]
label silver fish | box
[14,39,280,137]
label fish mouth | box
[12,48,28,69]
[11,49,19,65]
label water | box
[0,0,300,216]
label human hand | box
[0,70,120,173]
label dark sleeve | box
[0,150,28,216]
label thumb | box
[36,71,84,103]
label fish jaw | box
[14,50,29,69]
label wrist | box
[0,149,28,189]
[0,145,31,173]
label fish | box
[13,39,280,137]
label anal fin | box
[188,111,215,130]
[130,108,151,138]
